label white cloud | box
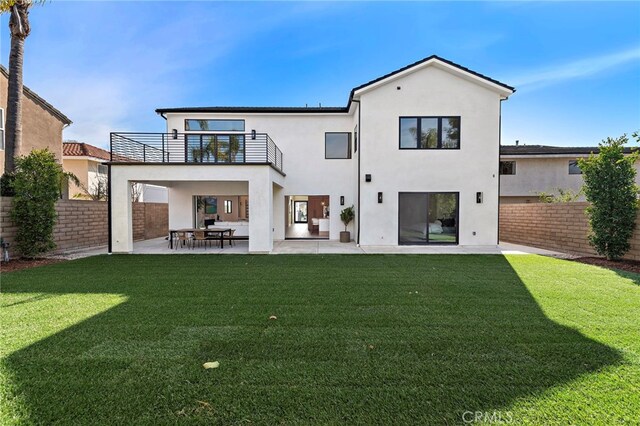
[509,46,640,91]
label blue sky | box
[1,1,639,149]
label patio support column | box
[110,168,133,253]
[248,176,273,253]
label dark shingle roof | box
[0,64,72,125]
[156,55,514,115]
[500,145,635,156]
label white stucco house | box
[108,55,515,253]
[499,144,639,203]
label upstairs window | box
[354,125,358,153]
[185,119,245,132]
[569,160,582,175]
[500,161,516,175]
[0,108,4,150]
[400,116,460,149]
[325,132,351,159]
[97,164,108,175]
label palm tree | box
[0,0,43,174]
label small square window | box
[500,161,516,175]
[569,160,582,175]
[325,133,351,159]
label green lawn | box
[1,254,638,425]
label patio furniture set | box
[169,227,244,249]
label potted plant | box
[340,205,355,243]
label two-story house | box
[108,56,515,253]
[0,64,72,175]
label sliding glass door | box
[398,192,459,245]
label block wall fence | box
[0,197,168,256]
[499,202,640,261]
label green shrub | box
[0,172,15,196]
[536,187,582,203]
[578,134,639,260]
[11,149,63,258]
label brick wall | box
[0,197,168,255]
[133,202,168,241]
[499,202,640,260]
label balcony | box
[110,132,284,173]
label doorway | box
[293,201,308,223]
[285,195,330,239]
[398,192,459,245]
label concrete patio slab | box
[44,238,570,258]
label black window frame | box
[399,116,461,150]
[224,199,233,214]
[354,125,358,153]
[398,191,460,245]
[499,161,516,175]
[184,119,245,132]
[568,160,582,175]
[325,132,352,159]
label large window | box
[399,117,460,149]
[569,160,582,175]
[399,192,459,245]
[0,108,4,150]
[500,161,516,175]
[185,119,245,132]
[325,132,351,159]
[186,134,245,163]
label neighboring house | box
[109,55,515,253]
[0,64,72,175]
[62,141,111,199]
[63,141,169,202]
[499,144,639,203]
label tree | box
[578,134,640,260]
[10,149,63,258]
[0,0,44,173]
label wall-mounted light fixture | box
[365,174,372,182]
[172,129,178,139]
[476,192,483,204]
[378,192,383,203]
[340,196,345,206]
[251,129,256,140]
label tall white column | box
[248,175,273,253]
[110,169,133,253]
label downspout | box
[497,98,504,245]
[351,99,361,245]
[108,132,113,254]
[107,163,112,254]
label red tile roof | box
[63,142,111,161]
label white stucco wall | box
[357,65,504,246]
[500,155,640,201]
[164,113,358,241]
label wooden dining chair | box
[193,230,209,249]
[175,231,191,249]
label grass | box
[1,254,639,425]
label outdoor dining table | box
[169,227,233,249]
